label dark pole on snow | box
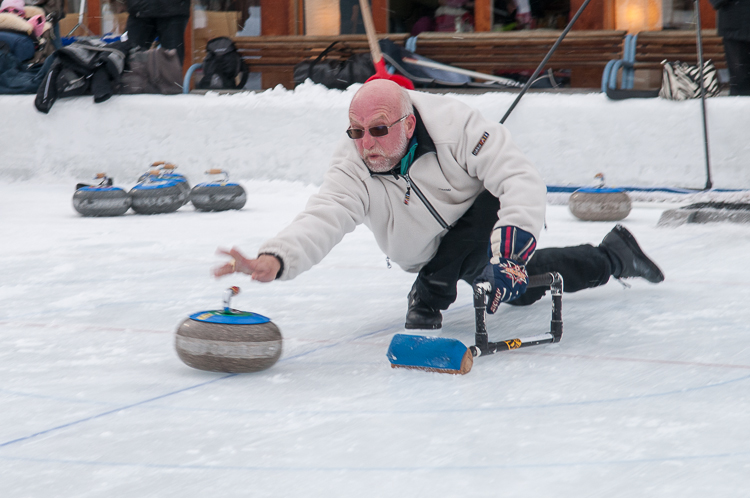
[500,0,594,124]
[695,0,713,190]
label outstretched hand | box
[213,247,281,282]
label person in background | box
[124,0,190,63]
[710,0,750,96]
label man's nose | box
[361,130,377,148]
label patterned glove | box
[474,226,537,314]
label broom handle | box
[402,57,521,87]
[500,0,593,124]
[359,0,383,65]
[694,0,713,190]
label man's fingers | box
[213,249,278,283]
[213,261,235,277]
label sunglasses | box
[346,115,408,139]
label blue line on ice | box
[0,373,236,449]
[2,366,749,449]
[0,321,402,449]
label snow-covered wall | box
[2,82,749,189]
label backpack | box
[197,37,248,90]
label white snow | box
[2,82,750,188]
[1,86,750,497]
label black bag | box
[293,41,374,89]
[120,47,183,94]
[197,37,249,90]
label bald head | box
[350,80,413,118]
[348,80,416,173]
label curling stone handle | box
[206,169,229,183]
[223,286,241,313]
[151,160,166,167]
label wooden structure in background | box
[233,30,627,89]
[72,0,720,86]
[256,0,717,34]
[630,29,725,69]
[413,30,627,88]
[77,1,717,39]
[234,33,409,88]
[570,0,715,31]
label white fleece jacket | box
[258,90,547,280]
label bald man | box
[215,80,663,329]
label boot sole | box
[404,323,442,330]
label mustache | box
[363,145,385,156]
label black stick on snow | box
[695,0,713,190]
[500,0,594,125]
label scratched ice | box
[1,89,749,497]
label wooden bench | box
[411,30,626,88]
[631,30,726,70]
[233,30,626,90]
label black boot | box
[600,224,665,283]
[405,285,442,330]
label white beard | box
[363,129,409,173]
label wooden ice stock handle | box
[358,0,383,65]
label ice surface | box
[1,88,750,496]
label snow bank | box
[2,82,749,189]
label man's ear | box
[405,114,417,139]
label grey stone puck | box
[73,187,131,217]
[190,184,247,212]
[130,184,189,215]
[569,191,632,221]
[175,318,283,373]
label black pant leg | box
[414,191,616,309]
[155,16,190,64]
[125,15,158,51]
[415,190,499,310]
[723,38,750,96]
[510,244,613,306]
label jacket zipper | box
[401,170,451,230]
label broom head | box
[386,333,473,374]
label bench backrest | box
[231,31,628,89]
[634,30,726,68]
